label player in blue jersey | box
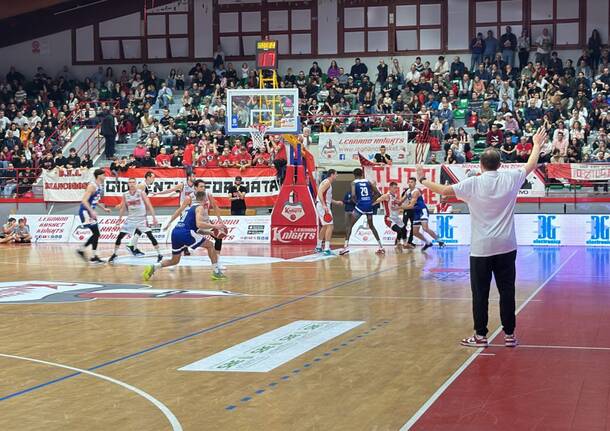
[142,188,226,281]
[344,168,384,254]
[77,168,112,264]
[403,177,444,251]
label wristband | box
[419,177,426,182]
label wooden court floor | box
[0,243,603,430]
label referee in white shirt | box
[416,128,547,348]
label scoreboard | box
[256,40,278,70]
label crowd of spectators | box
[2,27,610,198]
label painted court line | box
[487,344,610,351]
[0,353,182,431]
[400,248,579,430]
[224,320,391,411]
[0,261,407,403]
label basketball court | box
[0,243,607,430]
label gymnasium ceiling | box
[0,0,74,20]
[0,0,177,48]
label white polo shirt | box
[452,168,526,257]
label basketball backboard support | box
[226,88,299,134]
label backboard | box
[226,88,299,134]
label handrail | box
[74,125,104,159]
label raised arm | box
[150,182,183,197]
[416,165,456,197]
[524,127,547,175]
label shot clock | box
[256,40,278,70]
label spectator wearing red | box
[133,141,147,159]
[183,140,195,172]
[155,147,172,167]
[232,146,252,170]
[252,146,272,167]
[486,123,503,148]
[218,147,232,167]
[231,138,243,156]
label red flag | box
[358,152,375,167]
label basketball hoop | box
[249,123,268,150]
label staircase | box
[94,91,184,167]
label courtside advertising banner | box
[69,215,172,244]
[159,215,271,244]
[14,215,609,246]
[443,163,545,197]
[363,164,443,207]
[348,214,610,247]
[348,214,471,246]
[546,163,610,181]
[42,169,94,202]
[317,132,421,167]
[15,215,271,245]
[14,215,75,243]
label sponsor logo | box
[0,281,241,304]
[355,222,373,242]
[271,227,317,244]
[281,202,305,222]
[586,215,610,245]
[247,224,266,235]
[320,140,337,158]
[534,215,560,245]
[435,215,458,244]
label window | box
[215,0,316,59]
[394,1,443,52]
[342,5,389,53]
[473,0,524,44]
[530,0,581,47]
[73,1,193,64]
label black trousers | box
[402,210,415,244]
[104,134,116,158]
[470,249,517,337]
[231,208,246,216]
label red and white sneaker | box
[460,334,488,347]
[375,248,386,255]
[504,334,518,347]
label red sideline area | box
[409,248,610,431]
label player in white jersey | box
[164,179,226,265]
[315,169,342,255]
[127,171,156,256]
[374,181,412,250]
[108,178,162,263]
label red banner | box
[101,167,279,207]
[546,163,610,181]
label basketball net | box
[249,123,268,150]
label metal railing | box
[0,167,45,204]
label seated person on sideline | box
[13,218,32,243]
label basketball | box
[323,211,333,223]
[211,225,228,239]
